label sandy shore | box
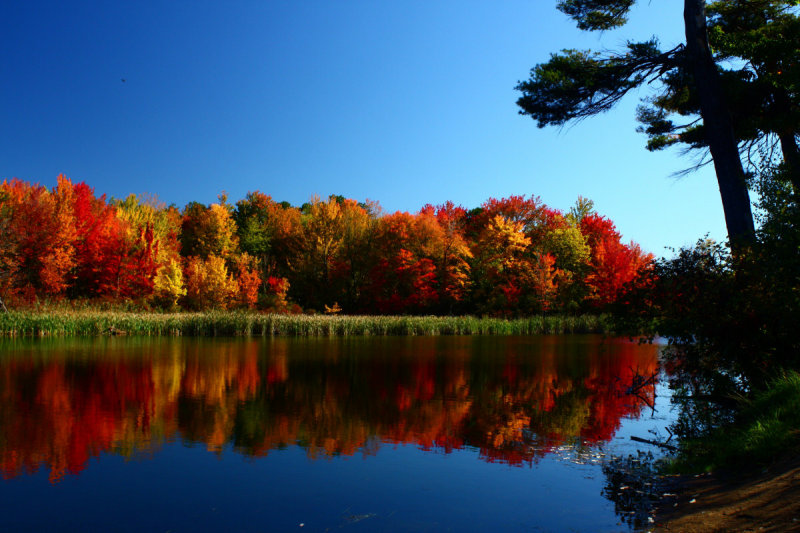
[654,456,800,532]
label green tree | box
[636,1,800,190]
[516,0,757,245]
[233,191,303,283]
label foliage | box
[181,197,239,259]
[516,0,765,244]
[152,258,187,309]
[670,372,800,473]
[612,162,800,467]
[234,253,261,309]
[184,255,239,310]
[0,177,651,315]
[262,276,291,312]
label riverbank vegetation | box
[519,0,800,504]
[669,372,800,474]
[0,179,650,317]
[0,310,607,337]
[611,166,800,472]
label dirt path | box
[654,456,800,532]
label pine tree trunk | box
[778,132,800,192]
[684,0,755,247]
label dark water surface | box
[0,335,668,532]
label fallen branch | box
[631,435,677,452]
[626,369,657,395]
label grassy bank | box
[669,372,800,474]
[0,310,608,337]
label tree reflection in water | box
[0,336,658,483]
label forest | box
[0,176,651,316]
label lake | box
[0,335,669,532]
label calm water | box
[0,335,669,532]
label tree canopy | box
[517,1,800,245]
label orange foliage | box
[0,177,652,312]
[234,253,261,309]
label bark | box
[684,0,755,247]
[778,132,800,192]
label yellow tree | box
[294,195,345,310]
[335,198,379,310]
[152,258,187,308]
[473,215,538,315]
[539,223,591,310]
[114,194,182,266]
[181,195,239,260]
[185,255,239,310]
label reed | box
[0,311,609,337]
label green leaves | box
[516,40,673,127]
[557,0,636,31]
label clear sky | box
[2,0,732,256]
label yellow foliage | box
[206,203,239,258]
[479,215,531,270]
[153,258,187,308]
[185,255,239,310]
[324,302,342,314]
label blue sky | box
[2,0,730,256]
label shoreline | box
[654,456,800,532]
[0,311,609,337]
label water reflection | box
[0,336,658,483]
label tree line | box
[0,176,651,315]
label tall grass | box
[0,311,609,337]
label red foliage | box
[580,214,654,306]
[69,181,131,297]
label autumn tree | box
[184,255,239,310]
[0,187,17,309]
[263,276,291,312]
[67,181,131,298]
[293,195,346,310]
[0,177,77,299]
[471,215,538,315]
[368,212,439,314]
[516,0,756,245]
[331,199,380,311]
[233,253,261,309]
[113,194,183,300]
[152,258,187,308]
[420,202,473,312]
[540,220,592,310]
[181,196,239,260]
[580,213,653,306]
[233,191,303,280]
